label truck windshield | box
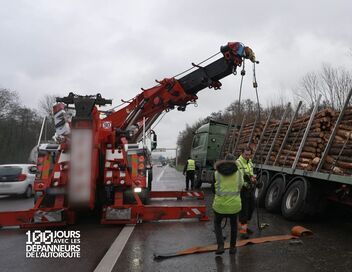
[192,133,207,148]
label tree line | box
[177,64,352,165]
[0,89,55,164]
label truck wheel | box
[265,174,286,213]
[255,170,270,207]
[281,178,308,220]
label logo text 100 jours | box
[26,230,80,258]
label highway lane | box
[0,165,177,272]
[0,165,351,272]
[113,165,352,272]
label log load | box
[228,107,352,176]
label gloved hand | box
[256,181,263,189]
[244,47,256,63]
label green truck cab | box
[190,120,228,188]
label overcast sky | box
[1,1,351,155]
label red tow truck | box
[0,42,256,228]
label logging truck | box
[193,90,352,220]
[190,120,229,188]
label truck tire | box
[255,170,270,207]
[265,174,286,213]
[281,177,308,220]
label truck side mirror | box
[29,166,38,174]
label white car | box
[0,164,37,198]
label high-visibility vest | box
[236,155,254,186]
[212,167,243,214]
[187,159,195,171]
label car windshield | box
[0,166,22,176]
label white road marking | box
[94,225,135,272]
[156,166,167,183]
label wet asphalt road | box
[0,165,352,272]
[0,192,123,271]
[114,165,352,272]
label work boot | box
[215,244,225,255]
[240,233,249,239]
[239,223,249,239]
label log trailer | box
[224,91,352,220]
[192,90,352,220]
[0,41,256,228]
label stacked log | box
[227,106,352,176]
[232,120,265,155]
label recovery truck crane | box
[0,42,256,228]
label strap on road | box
[154,226,312,260]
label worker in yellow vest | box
[183,157,196,190]
[236,147,256,239]
[212,154,244,255]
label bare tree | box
[320,64,338,109]
[37,94,58,141]
[0,88,42,163]
[294,72,320,108]
[38,94,57,118]
[334,67,352,108]
[0,88,20,119]
[295,64,352,110]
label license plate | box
[0,184,11,188]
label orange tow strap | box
[154,226,312,260]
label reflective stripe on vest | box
[215,172,240,196]
[187,159,195,171]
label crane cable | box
[151,111,167,131]
[252,61,266,231]
[221,59,249,229]
[237,60,246,118]
[173,52,221,79]
[225,60,266,232]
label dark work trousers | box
[185,170,195,189]
[213,210,238,246]
[239,188,256,224]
